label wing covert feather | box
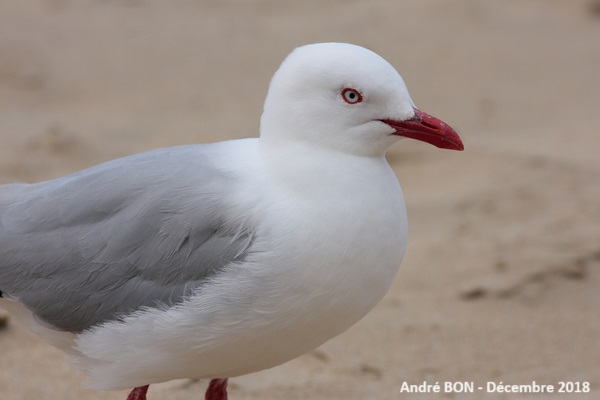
[0,145,255,332]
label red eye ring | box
[341,88,363,105]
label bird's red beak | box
[382,108,464,151]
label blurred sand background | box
[1,1,599,399]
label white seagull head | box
[260,42,463,157]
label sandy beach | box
[1,1,599,399]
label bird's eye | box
[341,88,363,105]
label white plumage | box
[0,42,462,399]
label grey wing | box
[0,145,255,332]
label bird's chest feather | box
[260,174,407,333]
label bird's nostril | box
[421,120,439,130]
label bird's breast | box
[258,167,408,341]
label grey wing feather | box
[0,144,255,332]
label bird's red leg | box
[205,378,228,400]
[126,385,149,400]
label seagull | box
[0,42,463,400]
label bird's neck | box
[258,139,392,197]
